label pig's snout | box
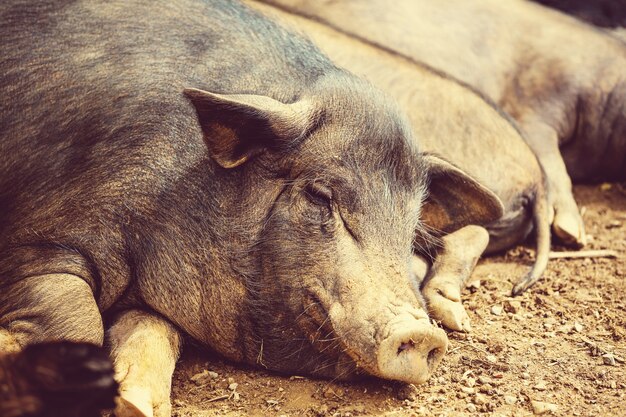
[376,316,448,384]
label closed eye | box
[305,182,333,207]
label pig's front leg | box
[109,310,181,417]
[522,119,586,247]
[418,225,489,332]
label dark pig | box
[530,0,626,43]
[0,342,118,417]
[248,0,551,319]
[530,0,626,28]
[0,0,503,415]
[264,0,626,248]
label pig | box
[247,0,552,321]
[0,0,504,415]
[263,0,626,249]
[530,0,626,28]
[0,341,118,417]
[529,0,626,43]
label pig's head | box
[184,74,502,385]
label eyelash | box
[304,184,333,220]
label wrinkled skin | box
[264,0,626,248]
[248,0,551,317]
[0,1,504,416]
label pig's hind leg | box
[417,225,490,332]
[108,310,181,417]
[0,274,104,351]
[521,120,587,247]
[0,274,108,415]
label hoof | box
[553,210,586,248]
[423,281,471,332]
[15,342,118,417]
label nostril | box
[397,339,416,354]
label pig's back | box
[0,0,331,221]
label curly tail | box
[511,182,551,295]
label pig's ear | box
[420,154,504,234]
[184,88,316,168]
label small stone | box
[479,384,493,393]
[534,380,548,391]
[609,381,617,389]
[477,376,492,385]
[531,400,558,415]
[227,377,235,384]
[278,387,284,392]
[503,395,517,405]
[466,403,477,412]
[574,322,584,332]
[504,300,522,314]
[486,355,498,364]
[468,280,481,291]
[322,386,344,399]
[606,220,622,229]
[465,377,476,388]
[474,393,488,405]
[461,387,475,394]
[602,353,616,366]
[491,305,503,316]
[521,372,530,380]
[228,382,238,391]
[190,370,214,385]
[600,183,612,191]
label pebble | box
[466,404,478,412]
[474,393,488,405]
[477,376,492,385]
[531,400,558,415]
[504,300,522,314]
[190,370,218,385]
[534,380,548,391]
[574,322,584,332]
[503,395,517,405]
[521,372,530,380]
[228,382,238,391]
[486,355,498,364]
[465,377,477,388]
[491,305,503,316]
[479,384,493,393]
[602,353,616,366]
[322,386,344,399]
[461,387,475,394]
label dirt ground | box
[169,184,626,417]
